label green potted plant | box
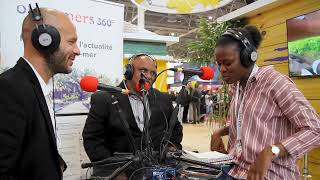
[187,17,244,127]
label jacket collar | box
[16,57,58,148]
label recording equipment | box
[222,29,258,67]
[80,76,135,95]
[146,167,176,180]
[81,154,134,169]
[29,3,61,54]
[169,66,214,80]
[80,73,226,179]
[124,53,157,80]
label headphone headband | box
[128,53,157,68]
[124,53,158,81]
[29,3,42,22]
[222,29,258,63]
[223,29,256,52]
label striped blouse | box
[226,66,320,179]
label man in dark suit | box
[82,54,183,179]
[0,6,80,180]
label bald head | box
[21,8,75,45]
[21,7,80,82]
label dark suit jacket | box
[0,58,66,180]
[82,83,183,163]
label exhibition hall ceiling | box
[107,0,249,59]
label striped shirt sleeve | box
[273,73,320,159]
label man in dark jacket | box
[0,6,80,180]
[82,54,183,179]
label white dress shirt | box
[22,57,60,147]
[128,94,150,132]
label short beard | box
[44,48,70,75]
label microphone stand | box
[139,73,153,161]
[111,95,137,154]
[82,95,143,180]
[160,73,193,163]
[81,73,228,179]
[81,78,156,180]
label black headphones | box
[222,29,258,67]
[29,3,61,55]
[124,53,157,80]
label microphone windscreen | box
[199,67,214,80]
[135,81,150,93]
[80,76,98,92]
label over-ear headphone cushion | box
[31,24,61,54]
[124,64,134,80]
[223,29,257,67]
[240,48,250,67]
[240,47,258,67]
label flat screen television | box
[287,9,320,77]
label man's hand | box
[247,146,274,180]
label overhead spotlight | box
[170,33,175,36]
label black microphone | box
[139,73,147,92]
[97,84,135,95]
[80,76,137,95]
[169,66,214,80]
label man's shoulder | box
[152,88,171,100]
[0,65,28,88]
[155,88,170,96]
[91,90,111,99]
[0,66,35,103]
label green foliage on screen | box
[288,36,320,60]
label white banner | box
[0,0,124,113]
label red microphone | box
[80,76,133,95]
[135,81,150,93]
[80,76,99,92]
[199,66,214,80]
[169,66,214,80]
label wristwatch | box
[271,145,280,157]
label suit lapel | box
[115,93,141,133]
[17,58,57,147]
[147,89,157,125]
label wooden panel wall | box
[250,0,320,112]
[248,0,320,179]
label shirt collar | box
[248,64,259,83]
[129,91,149,100]
[253,65,274,82]
[22,57,53,96]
